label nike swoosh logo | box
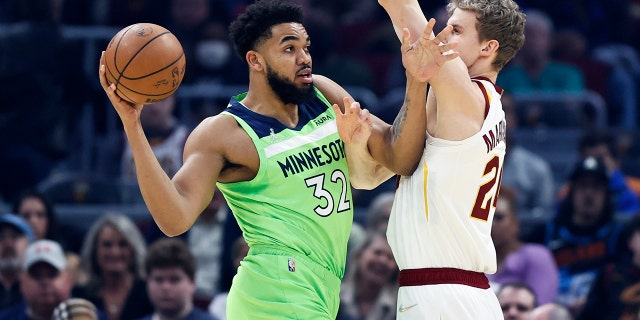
[399,304,418,312]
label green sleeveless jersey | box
[217,88,353,279]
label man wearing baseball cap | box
[0,213,34,309]
[0,239,74,320]
[530,156,624,316]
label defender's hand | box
[401,18,459,82]
[332,97,371,145]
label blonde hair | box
[80,212,147,289]
[447,0,526,71]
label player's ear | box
[481,40,500,55]
[481,39,499,56]
[246,51,263,71]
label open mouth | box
[297,69,312,83]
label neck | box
[355,278,383,302]
[102,271,133,290]
[153,303,192,320]
[26,306,51,320]
[469,70,498,84]
[0,271,17,289]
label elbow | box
[386,158,419,177]
[160,227,188,237]
[395,163,419,177]
[153,215,192,237]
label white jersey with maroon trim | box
[387,78,506,274]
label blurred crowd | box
[2,0,640,319]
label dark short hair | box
[578,130,617,158]
[228,0,304,60]
[498,282,538,307]
[144,237,196,280]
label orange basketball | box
[104,23,186,105]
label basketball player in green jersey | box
[98,0,456,318]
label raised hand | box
[332,97,371,145]
[401,18,459,82]
[98,51,144,125]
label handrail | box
[512,90,608,128]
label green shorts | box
[226,245,342,319]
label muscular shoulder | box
[184,113,258,182]
[184,114,252,160]
[187,114,237,146]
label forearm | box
[369,73,427,175]
[122,122,200,236]
[346,138,395,190]
[379,0,429,42]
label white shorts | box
[396,283,502,319]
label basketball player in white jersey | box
[335,0,526,318]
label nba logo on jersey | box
[288,258,295,272]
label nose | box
[298,49,311,65]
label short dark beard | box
[266,65,314,105]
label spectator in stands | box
[550,29,638,129]
[496,282,537,320]
[188,188,228,306]
[365,191,394,233]
[497,10,585,94]
[0,240,74,319]
[578,215,640,320]
[207,236,248,320]
[167,0,246,86]
[0,213,34,309]
[577,130,640,215]
[528,156,625,317]
[337,231,398,320]
[12,190,58,242]
[530,303,573,320]
[488,187,559,305]
[139,237,217,320]
[75,213,152,320]
[12,190,86,254]
[552,29,610,100]
[12,189,86,288]
[97,94,189,196]
[501,92,556,217]
[557,130,640,215]
[0,0,90,203]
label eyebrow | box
[279,35,311,45]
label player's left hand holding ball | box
[98,51,144,126]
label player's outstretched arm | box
[365,22,457,175]
[99,51,217,236]
[378,0,429,43]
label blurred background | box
[0,0,638,227]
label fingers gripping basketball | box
[104,23,186,105]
